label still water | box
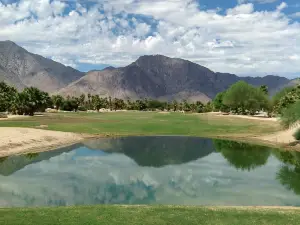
[1,136,300,207]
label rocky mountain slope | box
[59,55,290,102]
[0,41,84,92]
[0,41,293,101]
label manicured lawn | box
[1,205,300,225]
[0,111,280,138]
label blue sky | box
[0,0,299,77]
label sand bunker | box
[258,123,300,144]
[0,127,84,157]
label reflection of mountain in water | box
[83,136,215,167]
[213,140,272,171]
[0,144,82,176]
[274,151,300,195]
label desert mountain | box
[58,55,290,102]
[0,41,293,101]
[0,40,84,92]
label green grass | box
[0,112,280,138]
[1,205,300,225]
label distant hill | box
[58,55,291,102]
[0,40,84,92]
[0,41,295,101]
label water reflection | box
[275,151,300,195]
[1,137,300,207]
[0,144,82,176]
[83,136,215,167]
[213,140,271,171]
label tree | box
[195,101,204,113]
[79,94,86,106]
[213,91,229,112]
[223,81,269,115]
[259,85,268,95]
[51,95,64,110]
[11,87,50,116]
[0,82,17,112]
[280,100,300,128]
[272,86,294,110]
[203,101,213,112]
[172,100,178,112]
[273,85,300,115]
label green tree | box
[79,94,86,106]
[272,86,294,111]
[213,91,229,112]
[11,87,50,116]
[172,100,178,112]
[51,95,64,110]
[223,81,269,115]
[274,85,300,115]
[0,82,17,112]
[280,100,300,128]
[259,85,268,95]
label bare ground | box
[0,127,85,157]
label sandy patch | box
[210,113,279,122]
[0,127,85,157]
[258,123,300,144]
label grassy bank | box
[1,205,300,225]
[0,111,280,138]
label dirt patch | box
[258,123,300,145]
[0,127,86,157]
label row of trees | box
[0,81,214,115]
[1,79,300,120]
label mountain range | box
[0,40,297,102]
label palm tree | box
[0,81,17,112]
[79,94,86,106]
[51,95,64,110]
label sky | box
[0,0,299,77]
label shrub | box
[293,128,300,141]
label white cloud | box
[0,0,299,76]
[276,2,288,11]
[227,3,254,15]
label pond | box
[1,136,300,207]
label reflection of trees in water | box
[0,156,8,163]
[84,136,215,167]
[213,139,271,171]
[275,151,300,195]
[0,143,82,176]
[25,153,40,160]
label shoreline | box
[0,127,89,157]
[0,127,299,157]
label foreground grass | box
[1,205,300,225]
[0,112,280,139]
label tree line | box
[0,81,213,115]
[1,80,300,125]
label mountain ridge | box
[58,54,291,102]
[0,41,295,102]
[0,40,85,92]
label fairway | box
[1,205,300,225]
[0,111,280,139]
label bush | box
[293,128,300,141]
[78,106,87,111]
